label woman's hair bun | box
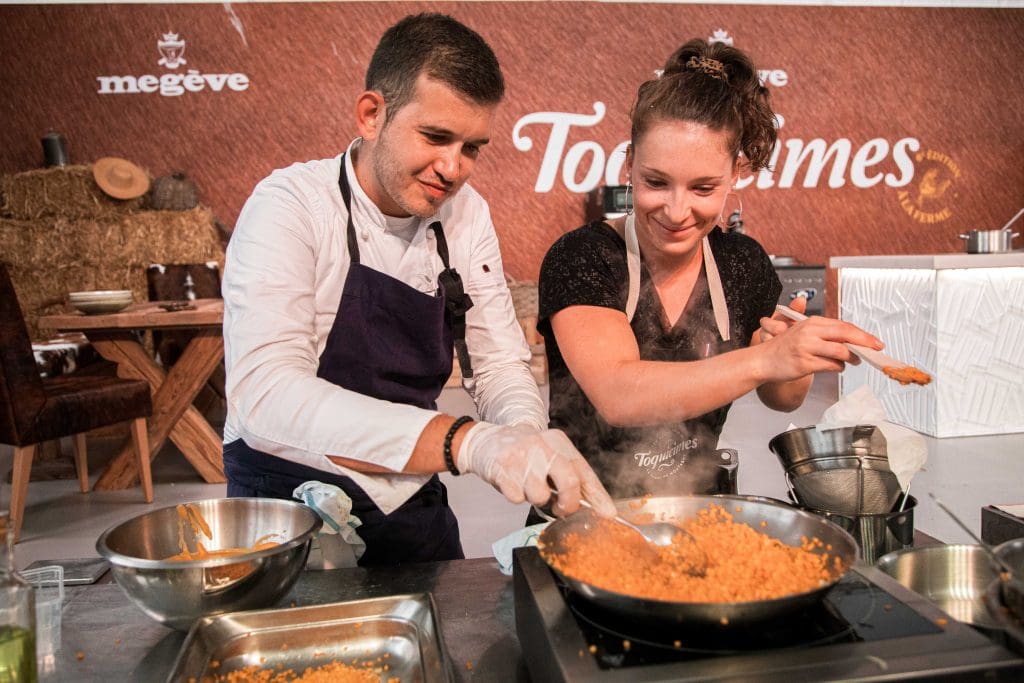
[629,38,778,172]
[662,39,758,90]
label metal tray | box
[166,592,453,682]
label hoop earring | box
[721,191,743,233]
[625,182,634,215]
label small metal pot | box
[801,495,916,565]
[958,229,1019,253]
[876,544,1002,630]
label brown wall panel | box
[2,3,1022,281]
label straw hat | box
[92,157,151,199]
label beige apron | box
[623,213,730,340]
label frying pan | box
[537,494,857,627]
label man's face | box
[368,73,496,218]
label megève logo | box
[157,33,186,69]
[97,31,250,97]
[708,28,734,46]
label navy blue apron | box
[224,154,473,566]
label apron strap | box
[336,153,361,264]
[336,152,474,376]
[701,235,730,342]
[624,213,642,323]
[623,215,730,341]
[428,222,475,378]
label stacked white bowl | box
[68,289,133,314]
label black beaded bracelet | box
[443,416,473,476]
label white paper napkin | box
[817,386,928,491]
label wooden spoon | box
[775,305,931,386]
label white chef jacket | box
[222,140,546,513]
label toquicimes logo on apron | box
[632,434,701,480]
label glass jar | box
[0,512,36,683]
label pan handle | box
[784,470,798,505]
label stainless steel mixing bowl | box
[876,544,1002,629]
[96,497,322,630]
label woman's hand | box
[757,295,808,344]
[755,305,884,383]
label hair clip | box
[686,56,728,81]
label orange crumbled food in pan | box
[882,365,931,386]
[541,504,841,603]
[628,495,652,510]
[201,661,382,682]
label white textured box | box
[831,254,1024,437]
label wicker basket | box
[150,171,199,211]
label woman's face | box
[628,119,737,263]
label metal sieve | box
[787,457,902,515]
[770,425,903,516]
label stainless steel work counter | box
[52,557,526,682]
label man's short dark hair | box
[366,13,505,123]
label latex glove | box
[457,422,616,518]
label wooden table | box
[39,299,226,489]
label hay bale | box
[0,165,148,220]
[1,207,223,340]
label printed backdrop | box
[2,2,1022,281]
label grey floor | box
[3,372,1021,571]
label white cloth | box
[293,481,365,568]
[492,522,550,576]
[223,140,546,513]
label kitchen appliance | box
[771,256,826,316]
[982,505,1024,546]
[586,184,631,222]
[514,544,1024,681]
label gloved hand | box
[457,422,616,518]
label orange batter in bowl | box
[165,503,280,584]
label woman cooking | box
[537,39,883,502]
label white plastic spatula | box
[774,305,932,386]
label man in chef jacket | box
[221,12,615,565]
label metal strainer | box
[769,425,903,516]
[787,456,901,515]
